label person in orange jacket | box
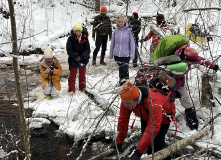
[39,47,62,99]
[110,81,175,160]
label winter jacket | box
[144,23,169,47]
[92,13,112,38]
[128,17,141,39]
[174,44,216,90]
[66,31,90,69]
[109,24,135,59]
[39,56,62,91]
[116,89,175,154]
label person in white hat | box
[39,47,62,99]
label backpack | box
[135,65,176,102]
[185,23,206,43]
[151,34,189,62]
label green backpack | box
[151,34,189,62]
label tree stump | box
[201,74,215,108]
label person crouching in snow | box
[39,47,62,100]
[66,22,90,95]
[109,81,176,160]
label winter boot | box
[185,107,199,130]
[100,54,106,65]
[92,61,96,66]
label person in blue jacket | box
[109,15,135,86]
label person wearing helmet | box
[140,14,170,62]
[92,6,112,66]
[174,44,219,130]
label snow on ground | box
[1,0,221,158]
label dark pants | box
[68,67,86,92]
[141,116,170,159]
[114,56,130,85]
[133,37,139,66]
[93,35,108,62]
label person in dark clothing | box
[66,22,90,94]
[128,12,141,68]
[92,6,112,66]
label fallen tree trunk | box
[142,128,210,160]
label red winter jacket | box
[144,24,169,47]
[116,89,175,154]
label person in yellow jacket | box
[39,47,62,99]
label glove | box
[109,36,112,41]
[109,142,122,151]
[92,37,95,41]
[130,149,142,160]
[75,56,81,61]
[213,65,219,72]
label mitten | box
[75,56,81,61]
[109,142,122,150]
[213,65,219,72]
[130,149,142,160]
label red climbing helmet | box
[184,47,198,62]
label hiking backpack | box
[135,65,176,102]
[151,34,189,62]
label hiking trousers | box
[43,82,59,96]
[93,35,108,62]
[68,66,86,92]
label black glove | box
[130,149,142,160]
[213,65,219,72]
[109,142,122,151]
[75,56,81,61]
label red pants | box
[68,67,86,92]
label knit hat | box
[44,47,53,58]
[132,12,138,19]
[120,81,139,101]
[73,22,83,32]
[156,14,164,20]
[184,47,198,62]
[100,6,107,12]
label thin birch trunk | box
[7,0,30,159]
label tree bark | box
[95,0,100,12]
[7,0,30,159]
[141,128,210,160]
[201,74,215,107]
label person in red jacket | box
[141,14,170,61]
[110,81,175,160]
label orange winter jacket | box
[39,56,62,91]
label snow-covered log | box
[142,128,210,160]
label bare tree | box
[7,0,30,159]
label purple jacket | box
[109,24,135,59]
[174,44,216,90]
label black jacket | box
[128,17,141,39]
[92,13,112,38]
[66,29,90,69]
